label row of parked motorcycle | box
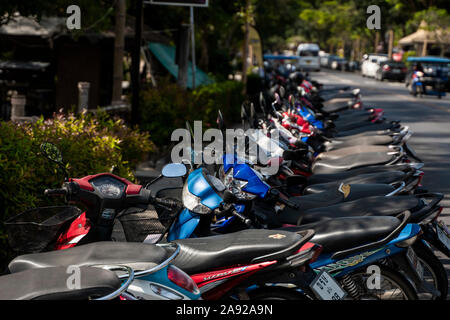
[1,69,449,301]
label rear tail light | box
[298,242,323,263]
[416,171,425,187]
[167,265,199,294]
[309,244,323,263]
[383,65,391,71]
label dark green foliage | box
[0,111,154,266]
[139,80,244,145]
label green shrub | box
[139,80,245,145]
[0,111,154,267]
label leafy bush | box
[139,79,245,145]
[0,111,154,267]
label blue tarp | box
[148,42,214,89]
[263,54,299,60]
[407,56,450,64]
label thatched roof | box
[399,21,450,45]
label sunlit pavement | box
[312,69,450,299]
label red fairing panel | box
[70,173,142,194]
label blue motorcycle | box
[156,160,432,300]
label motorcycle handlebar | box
[231,209,252,227]
[152,197,182,209]
[44,188,68,196]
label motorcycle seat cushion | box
[171,229,305,274]
[315,145,392,160]
[324,135,394,151]
[321,99,351,113]
[279,183,396,225]
[335,122,398,137]
[304,172,405,195]
[280,216,401,254]
[0,266,120,300]
[8,241,170,273]
[306,169,406,186]
[297,195,420,225]
[311,152,397,174]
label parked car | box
[375,60,407,81]
[348,61,360,72]
[319,51,330,68]
[328,55,348,71]
[361,53,388,78]
[296,43,321,71]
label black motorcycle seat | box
[0,266,120,300]
[280,184,396,225]
[283,148,309,161]
[297,195,420,225]
[171,229,305,274]
[311,152,396,174]
[316,145,392,161]
[8,241,170,273]
[306,169,406,186]
[335,122,398,137]
[280,216,401,254]
[324,135,394,151]
[322,100,351,113]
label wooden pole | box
[176,24,190,89]
[190,6,196,89]
[131,0,143,125]
[388,29,394,59]
[112,0,126,104]
[242,0,250,95]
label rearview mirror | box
[161,163,187,178]
[40,142,63,164]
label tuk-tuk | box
[405,56,449,99]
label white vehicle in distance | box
[296,43,321,72]
[319,51,330,68]
[361,53,388,78]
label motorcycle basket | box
[118,204,180,243]
[4,206,81,253]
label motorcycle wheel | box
[247,287,308,300]
[412,241,448,300]
[344,265,418,300]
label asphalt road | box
[311,69,450,298]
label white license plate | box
[392,69,401,73]
[436,221,450,251]
[406,247,424,280]
[310,271,347,300]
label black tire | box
[412,241,448,300]
[248,287,308,300]
[346,264,418,300]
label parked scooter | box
[4,142,322,300]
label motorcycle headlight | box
[222,168,257,200]
[182,183,212,214]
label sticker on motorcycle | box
[338,183,351,199]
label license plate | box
[406,247,424,280]
[310,271,347,300]
[393,69,401,73]
[436,221,450,251]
